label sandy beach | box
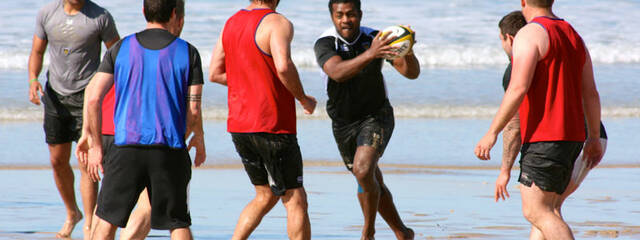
[0,166,638,239]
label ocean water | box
[0,0,639,166]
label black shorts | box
[231,133,304,196]
[42,82,83,144]
[332,104,394,171]
[518,141,583,194]
[101,135,115,163]
[96,146,192,230]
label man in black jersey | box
[314,0,419,239]
[495,10,609,240]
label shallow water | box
[0,168,638,239]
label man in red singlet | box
[474,0,603,239]
[209,0,316,239]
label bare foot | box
[56,211,83,239]
[396,227,414,240]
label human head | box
[144,0,185,36]
[250,0,280,9]
[498,11,526,58]
[521,0,554,20]
[328,0,362,41]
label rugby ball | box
[380,25,415,60]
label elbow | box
[276,61,293,77]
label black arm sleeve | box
[97,39,123,74]
[188,43,204,86]
[314,37,338,69]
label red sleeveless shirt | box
[519,17,586,143]
[222,9,296,134]
[101,86,115,135]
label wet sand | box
[0,166,638,239]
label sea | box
[1,0,638,167]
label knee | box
[50,157,70,170]
[522,205,544,224]
[283,189,308,211]
[352,165,374,183]
[255,191,278,207]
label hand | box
[475,133,497,160]
[29,80,44,105]
[367,31,398,59]
[495,170,511,202]
[583,138,603,169]
[187,133,206,167]
[300,95,317,115]
[87,146,104,182]
[75,133,90,166]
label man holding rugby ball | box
[314,0,419,239]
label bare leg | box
[91,216,118,240]
[170,228,193,240]
[352,146,381,240]
[120,188,152,240]
[375,168,414,240]
[49,143,83,238]
[77,157,98,240]
[281,187,311,240]
[231,185,279,240]
[521,183,574,240]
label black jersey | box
[314,26,389,124]
[501,62,607,139]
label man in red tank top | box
[209,0,316,239]
[474,0,603,239]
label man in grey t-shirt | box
[27,0,119,238]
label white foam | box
[4,105,639,121]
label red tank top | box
[519,17,586,143]
[101,86,115,135]
[222,9,296,134]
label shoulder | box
[316,27,337,45]
[360,26,378,37]
[514,23,547,44]
[263,12,291,27]
[37,1,60,19]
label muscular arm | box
[185,84,206,167]
[209,29,227,86]
[28,35,47,81]
[475,24,545,160]
[390,51,420,79]
[501,114,521,172]
[267,15,308,101]
[322,32,394,82]
[84,72,114,181]
[581,49,604,167]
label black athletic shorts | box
[518,141,583,194]
[332,103,394,172]
[101,135,115,163]
[96,145,192,230]
[42,82,83,144]
[231,133,304,196]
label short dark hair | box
[328,0,361,13]
[250,0,278,4]
[527,0,554,8]
[499,11,526,37]
[144,0,185,23]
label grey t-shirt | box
[35,0,119,96]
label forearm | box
[488,87,527,136]
[277,61,307,101]
[583,92,601,139]
[393,53,420,79]
[501,114,521,172]
[325,51,376,82]
[209,73,227,86]
[86,98,103,148]
[186,86,204,137]
[28,52,44,80]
